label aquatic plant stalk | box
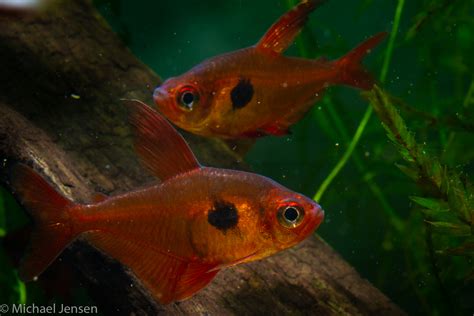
[283,0,401,228]
[313,0,406,232]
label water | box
[1,0,473,314]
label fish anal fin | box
[124,99,201,181]
[256,0,325,54]
[86,231,219,304]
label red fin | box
[335,32,387,90]
[124,99,201,181]
[240,130,266,138]
[259,124,291,136]
[92,192,108,203]
[10,165,77,281]
[87,231,219,304]
[256,0,325,54]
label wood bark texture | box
[0,1,405,315]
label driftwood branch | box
[0,1,405,314]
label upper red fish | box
[153,0,386,138]
[10,100,324,304]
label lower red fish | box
[153,0,387,138]
[10,100,324,304]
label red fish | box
[153,0,386,138]
[10,100,324,304]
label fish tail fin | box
[335,32,387,90]
[10,165,78,281]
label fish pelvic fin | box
[256,0,326,55]
[86,231,219,304]
[10,164,78,282]
[124,99,201,182]
[335,32,388,90]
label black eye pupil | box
[182,92,194,105]
[284,207,299,222]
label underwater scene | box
[0,0,473,315]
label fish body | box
[153,0,386,138]
[11,100,323,304]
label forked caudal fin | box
[335,32,388,90]
[10,165,77,282]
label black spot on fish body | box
[208,200,239,232]
[231,78,254,110]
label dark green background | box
[1,0,473,314]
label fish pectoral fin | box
[259,124,291,137]
[256,0,325,55]
[124,99,201,182]
[92,192,108,203]
[86,231,219,304]
[212,250,260,271]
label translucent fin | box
[92,192,108,203]
[87,231,219,304]
[335,32,387,90]
[124,99,201,181]
[10,165,77,281]
[256,0,325,54]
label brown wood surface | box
[0,1,405,315]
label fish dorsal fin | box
[87,231,220,304]
[125,99,201,181]
[256,0,324,54]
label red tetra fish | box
[153,0,387,138]
[10,100,324,304]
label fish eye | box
[277,204,304,228]
[177,86,199,111]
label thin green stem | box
[16,277,27,304]
[314,107,372,201]
[283,0,399,224]
[314,0,405,202]
[380,0,405,83]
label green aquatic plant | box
[313,0,405,207]
[0,189,27,305]
[367,85,474,313]
[284,0,473,313]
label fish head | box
[153,72,215,135]
[261,186,324,251]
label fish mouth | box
[298,204,324,239]
[152,87,165,103]
[152,88,178,119]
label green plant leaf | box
[426,221,471,236]
[396,163,419,180]
[410,196,449,212]
[442,242,474,256]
